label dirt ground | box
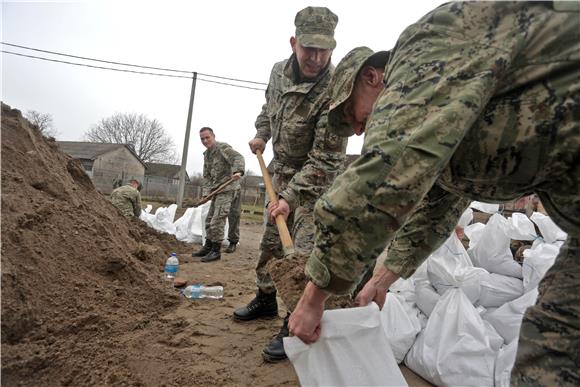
[1,103,428,386]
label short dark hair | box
[363,50,390,71]
[200,127,214,134]
[129,179,142,191]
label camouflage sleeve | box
[219,143,245,175]
[384,185,470,278]
[280,109,347,211]
[305,5,510,294]
[254,65,277,143]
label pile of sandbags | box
[380,208,566,386]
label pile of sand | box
[1,103,189,385]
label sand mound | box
[1,103,190,385]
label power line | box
[1,42,268,86]
[2,50,267,91]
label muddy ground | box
[1,103,427,386]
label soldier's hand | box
[354,266,400,309]
[249,138,266,154]
[232,172,242,181]
[288,282,328,344]
[269,198,290,223]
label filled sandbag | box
[381,293,422,364]
[530,212,567,243]
[405,288,497,386]
[284,303,407,387]
[522,243,560,292]
[495,340,519,387]
[478,273,524,308]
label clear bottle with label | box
[164,252,179,280]
[182,284,223,299]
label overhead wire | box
[2,42,268,86]
[2,49,267,91]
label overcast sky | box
[2,0,443,176]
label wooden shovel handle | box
[256,150,294,252]
[193,176,236,207]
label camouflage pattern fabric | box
[110,184,141,218]
[202,141,245,196]
[205,190,235,243]
[304,2,579,385]
[253,54,347,295]
[294,6,338,50]
[227,188,242,244]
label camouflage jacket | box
[306,1,580,294]
[254,54,347,210]
[110,185,142,218]
[202,142,245,196]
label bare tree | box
[85,112,178,163]
[25,110,59,138]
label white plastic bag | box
[465,222,486,248]
[404,289,497,387]
[470,201,500,214]
[467,214,523,278]
[381,294,422,364]
[484,288,538,344]
[174,207,203,244]
[427,233,488,304]
[284,303,407,387]
[530,212,567,243]
[522,243,560,292]
[505,212,537,241]
[495,340,519,387]
[415,281,440,317]
[478,273,524,308]
[151,204,177,234]
[457,208,474,228]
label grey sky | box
[2,0,443,176]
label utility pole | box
[177,72,197,207]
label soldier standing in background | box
[192,127,245,262]
[289,2,579,385]
[110,179,142,218]
[232,6,347,362]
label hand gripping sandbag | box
[284,303,407,387]
[404,288,497,386]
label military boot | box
[201,241,221,262]
[224,241,238,253]
[262,314,290,362]
[192,239,212,257]
[233,290,278,321]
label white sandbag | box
[464,222,486,248]
[467,214,523,278]
[470,201,500,214]
[478,273,524,308]
[381,294,422,364]
[415,281,440,317]
[151,204,177,234]
[139,204,155,227]
[389,278,416,304]
[457,207,474,228]
[505,212,537,241]
[284,303,407,387]
[404,289,497,386]
[427,233,488,304]
[482,319,504,351]
[495,340,519,387]
[174,207,203,244]
[530,212,567,243]
[522,243,559,292]
[484,288,539,344]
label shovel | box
[256,150,294,256]
[191,176,237,208]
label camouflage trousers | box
[512,235,580,386]
[205,190,235,243]
[226,189,241,243]
[255,172,316,296]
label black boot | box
[262,314,290,362]
[201,241,221,262]
[233,290,278,321]
[192,239,212,257]
[224,241,238,253]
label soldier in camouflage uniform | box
[192,127,245,262]
[232,6,347,362]
[289,2,579,385]
[110,179,142,218]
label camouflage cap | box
[295,7,338,50]
[328,47,390,137]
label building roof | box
[145,162,189,180]
[56,141,146,167]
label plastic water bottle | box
[164,252,179,280]
[182,284,223,299]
